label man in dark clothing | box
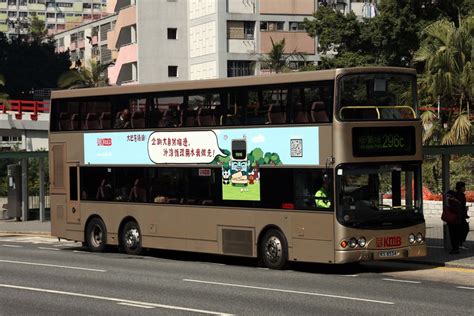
[454,182,469,250]
[444,181,469,254]
[114,109,131,128]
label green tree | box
[28,14,49,42]
[257,38,304,73]
[414,16,473,144]
[303,1,473,68]
[0,32,71,99]
[58,59,111,89]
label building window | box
[260,21,284,32]
[227,60,253,77]
[227,21,254,40]
[168,66,178,77]
[167,28,177,40]
[289,22,306,32]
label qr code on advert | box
[290,139,303,157]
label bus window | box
[265,88,288,124]
[290,82,333,124]
[339,73,417,121]
[149,168,185,204]
[294,169,333,211]
[259,168,293,209]
[188,93,220,127]
[224,90,245,126]
[154,96,183,128]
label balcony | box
[228,39,256,54]
[0,100,50,125]
[260,32,315,55]
[227,0,255,13]
[107,42,137,85]
[107,4,136,50]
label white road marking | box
[0,284,233,315]
[456,286,474,290]
[73,250,89,253]
[183,279,394,305]
[427,246,444,249]
[0,236,79,246]
[0,259,106,272]
[342,274,359,277]
[382,278,421,284]
[117,302,155,309]
[38,247,60,251]
[2,244,22,248]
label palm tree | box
[58,59,111,89]
[414,16,473,144]
[257,38,305,74]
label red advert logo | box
[97,138,112,146]
[376,236,401,248]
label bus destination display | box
[352,126,416,157]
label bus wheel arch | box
[257,225,289,270]
[118,217,143,255]
[84,215,107,253]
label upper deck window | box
[338,73,417,121]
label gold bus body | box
[49,67,426,264]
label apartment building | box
[55,13,115,72]
[0,0,107,37]
[55,0,377,86]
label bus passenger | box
[114,109,131,128]
[315,176,331,208]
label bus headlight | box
[358,237,366,248]
[349,238,357,248]
[416,233,424,243]
[408,233,416,244]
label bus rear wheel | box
[85,218,107,252]
[260,229,288,270]
[120,221,142,255]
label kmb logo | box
[376,236,402,248]
[97,138,112,146]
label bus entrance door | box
[66,164,81,224]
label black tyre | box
[120,221,142,255]
[260,229,289,270]
[85,217,107,252]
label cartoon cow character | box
[222,169,231,185]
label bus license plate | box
[379,250,399,258]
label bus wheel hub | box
[265,236,282,263]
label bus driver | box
[315,176,331,209]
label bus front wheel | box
[260,229,288,270]
[85,217,107,252]
[120,221,142,255]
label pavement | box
[0,215,472,270]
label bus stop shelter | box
[0,151,48,222]
[423,145,474,195]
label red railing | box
[0,100,50,121]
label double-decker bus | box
[49,67,426,269]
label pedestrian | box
[454,181,470,250]
[442,182,468,254]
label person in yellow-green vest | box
[315,176,331,208]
